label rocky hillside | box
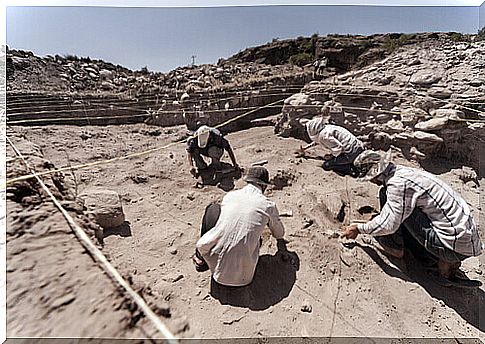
[223,32,474,70]
[275,38,485,173]
[6,47,308,96]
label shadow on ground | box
[210,247,300,311]
[351,241,485,333]
[103,221,132,238]
[198,162,242,192]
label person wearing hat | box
[298,117,364,177]
[341,150,483,284]
[193,166,286,287]
[186,125,239,177]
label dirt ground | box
[10,122,483,340]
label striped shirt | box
[358,165,483,257]
[312,124,364,157]
[196,184,285,287]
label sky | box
[5,2,485,72]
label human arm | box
[186,138,197,177]
[357,182,413,236]
[224,141,239,169]
[267,203,285,240]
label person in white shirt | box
[193,166,286,287]
[341,150,483,284]
[298,117,365,177]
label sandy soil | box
[10,123,483,340]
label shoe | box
[192,253,209,272]
[371,237,404,259]
[437,260,461,279]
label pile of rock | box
[274,38,485,170]
[7,47,310,96]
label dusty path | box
[15,124,485,339]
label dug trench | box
[10,122,484,339]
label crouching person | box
[299,117,364,177]
[193,167,286,287]
[341,150,483,285]
[186,125,239,178]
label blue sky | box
[6,3,483,72]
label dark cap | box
[244,166,271,186]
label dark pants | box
[195,202,221,262]
[323,147,363,177]
[192,146,224,170]
[377,188,468,264]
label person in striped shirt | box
[341,150,483,282]
[297,117,364,177]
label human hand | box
[340,223,360,240]
[294,145,306,157]
[190,167,198,178]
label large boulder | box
[410,71,441,86]
[79,189,125,229]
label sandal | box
[192,253,209,272]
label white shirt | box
[196,184,285,286]
[358,165,483,257]
[312,124,364,157]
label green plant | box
[289,52,314,66]
[63,54,79,61]
[448,32,470,42]
[383,33,413,52]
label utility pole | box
[191,55,197,66]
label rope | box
[7,114,150,125]
[6,91,296,118]
[5,99,284,185]
[6,136,178,343]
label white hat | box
[354,150,392,180]
[196,125,211,149]
[305,117,326,142]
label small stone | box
[186,192,196,201]
[51,292,76,309]
[172,274,184,283]
[170,249,178,255]
[301,300,312,313]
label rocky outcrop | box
[274,38,485,171]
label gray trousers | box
[377,188,468,263]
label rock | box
[270,169,296,190]
[384,119,404,133]
[284,93,311,107]
[410,71,441,86]
[51,292,76,309]
[186,192,196,201]
[409,146,427,160]
[131,175,148,184]
[427,87,452,99]
[400,108,428,126]
[469,79,484,87]
[180,92,190,102]
[99,69,113,79]
[413,131,443,143]
[100,81,114,90]
[301,300,312,313]
[79,189,125,229]
[414,117,449,131]
[452,166,478,184]
[429,108,465,120]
